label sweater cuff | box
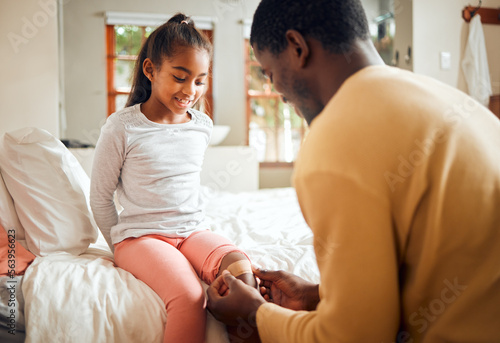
[256,303,277,342]
[256,302,296,343]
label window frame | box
[244,40,307,167]
[105,13,215,118]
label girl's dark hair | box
[126,13,213,107]
[250,0,369,56]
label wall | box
[62,0,260,146]
[4,1,498,188]
[413,0,500,95]
[0,0,59,136]
[259,166,294,189]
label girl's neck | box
[140,100,191,125]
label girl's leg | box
[217,252,258,288]
[114,235,206,343]
[179,231,260,343]
[178,230,256,286]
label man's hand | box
[253,267,320,311]
[207,270,266,327]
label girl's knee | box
[184,285,206,307]
[221,253,258,288]
[219,252,251,277]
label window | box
[106,25,152,116]
[105,12,214,117]
[244,41,307,164]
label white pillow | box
[0,171,28,249]
[0,127,98,256]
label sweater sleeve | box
[257,172,401,343]
[90,116,126,250]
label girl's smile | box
[175,97,193,106]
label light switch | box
[440,52,451,70]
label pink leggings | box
[114,230,246,343]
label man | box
[207,0,500,342]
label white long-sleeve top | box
[90,104,212,249]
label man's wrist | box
[306,284,320,311]
[249,296,266,323]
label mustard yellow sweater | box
[256,66,500,342]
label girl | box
[90,13,256,343]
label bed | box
[0,127,319,343]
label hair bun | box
[168,13,193,26]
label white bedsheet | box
[203,187,318,282]
[22,187,318,342]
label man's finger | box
[251,265,263,274]
[212,274,224,288]
[207,282,223,304]
[253,268,282,282]
[219,283,229,295]
[221,269,238,286]
[212,274,228,293]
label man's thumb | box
[222,269,237,285]
[252,267,280,280]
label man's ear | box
[285,30,309,68]
[143,58,155,80]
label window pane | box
[250,97,277,128]
[115,94,129,112]
[248,65,271,92]
[249,98,306,162]
[145,26,155,38]
[115,59,135,90]
[245,39,307,163]
[288,106,303,128]
[249,98,279,162]
[248,43,258,62]
[277,105,294,162]
[288,106,307,160]
[290,129,303,161]
[115,25,143,56]
[250,126,277,162]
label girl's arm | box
[90,117,126,251]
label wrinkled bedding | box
[21,187,318,343]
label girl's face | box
[145,47,210,120]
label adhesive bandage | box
[226,259,253,277]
